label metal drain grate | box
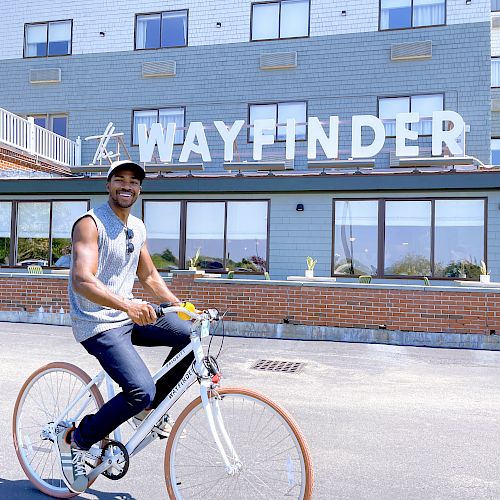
[251,359,305,374]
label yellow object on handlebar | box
[178,301,196,321]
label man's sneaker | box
[133,410,173,439]
[55,427,89,493]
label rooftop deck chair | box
[27,265,43,275]
[358,275,372,284]
[423,276,430,286]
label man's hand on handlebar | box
[125,299,157,326]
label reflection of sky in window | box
[492,139,500,165]
[162,12,187,47]
[52,117,67,137]
[0,203,11,238]
[381,1,411,29]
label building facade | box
[0,0,497,282]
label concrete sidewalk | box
[1,322,500,499]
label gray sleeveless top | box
[68,202,146,342]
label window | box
[333,199,486,279]
[333,201,379,275]
[24,20,72,57]
[135,10,188,49]
[251,0,310,41]
[14,200,88,267]
[491,138,500,165]
[132,108,185,145]
[143,201,181,270]
[492,58,500,87]
[380,0,445,30]
[31,114,68,138]
[249,102,307,142]
[384,200,431,276]
[143,200,269,272]
[0,203,12,265]
[379,94,443,136]
[493,0,500,11]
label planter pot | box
[480,274,491,283]
[188,267,198,272]
[305,270,314,278]
[458,272,467,279]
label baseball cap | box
[106,160,145,182]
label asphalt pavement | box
[1,322,500,499]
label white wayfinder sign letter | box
[214,120,244,162]
[432,111,465,156]
[138,123,176,163]
[253,119,276,161]
[396,112,419,157]
[179,122,211,162]
[307,116,339,160]
[351,115,385,158]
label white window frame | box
[379,0,446,31]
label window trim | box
[1,199,90,268]
[142,198,271,274]
[131,106,186,146]
[331,197,487,280]
[250,0,311,42]
[377,92,445,138]
[492,56,500,88]
[134,9,189,51]
[30,113,69,137]
[247,100,308,143]
[23,19,73,59]
[378,0,447,32]
[491,137,500,165]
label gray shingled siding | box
[0,22,491,168]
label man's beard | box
[111,192,136,208]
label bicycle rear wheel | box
[13,362,104,498]
[164,387,314,499]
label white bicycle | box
[13,303,314,498]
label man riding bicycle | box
[57,160,193,493]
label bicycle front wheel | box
[13,362,104,498]
[164,387,314,499]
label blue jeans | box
[72,314,192,450]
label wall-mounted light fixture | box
[465,0,471,4]
[216,22,222,28]
[341,10,347,16]
[296,203,304,212]
[99,31,106,37]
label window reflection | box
[144,202,181,270]
[226,202,268,272]
[51,201,87,266]
[186,202,225,270]
[434,200,484,279]
[384,201,431,275]
[17,202,50,266]
[0,202,11,265]
[334,201,378,275]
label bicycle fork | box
[192,334,242,475]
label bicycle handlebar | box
[154,302,219,322]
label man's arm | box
[71,216,156,325]
[136,243,181,305]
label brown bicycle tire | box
[13,362,105,498]
[164,386,314,499]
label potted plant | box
[305,256,317,278]
[458,261,467,279]
[480,260,490,283]
[188,248,201,271]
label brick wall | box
[3,273,500,336]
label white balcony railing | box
[0,107,81,166]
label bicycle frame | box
[50,307,241,482]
